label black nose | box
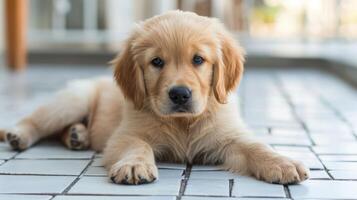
[169,86,192,105]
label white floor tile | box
[323,161,357,170]
[330,170,357,180]
[190,170,239,180]
[69,177,181,195]
[232,176,286,197]
[53,196,176,200]
[0,159,90,175]
[84,166,106,176]
[0,175,75,194]
[15,142,94,159]
[0,144,17,159]
[319,155,357,161]
[0,195,51,200]
[157,162,186,170]
[313,145,357,154]
[289,180,357,199]
[185,179,229,196]
[191,165,222,171]
[309,170,330,179]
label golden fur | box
[1,11,309,185]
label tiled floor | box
[0,65,357,200]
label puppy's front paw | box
[109,161,158,185]
[252,156,309,184]
[5,130,31,151]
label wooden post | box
[195,0,212,17]
[177,0,182,10]
[5,0,27,71]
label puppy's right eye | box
[151,57,165,68]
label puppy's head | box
[114,11,244,117]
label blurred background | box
[1,0,357,70]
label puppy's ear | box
[113,37,146,109]
[213,30,245,103]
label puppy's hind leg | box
[5,80,96,151]
[61,122,90,150]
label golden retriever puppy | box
[1,11,309,185]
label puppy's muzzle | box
[168,86,192,112]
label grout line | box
[177,163,192,200]
[272,72,316,146]
[283,184,292,199]
[308,146,335,180]
[61,153,96,194]
[317,95,357,140]
[229,179,234,197]
[0,149,21,166]
[272,73,337,180]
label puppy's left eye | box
[151,57,165,68]
[192,55,204,66]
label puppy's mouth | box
[152,99,198,117]
[170,104,193,114]
[157,103,196,117]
